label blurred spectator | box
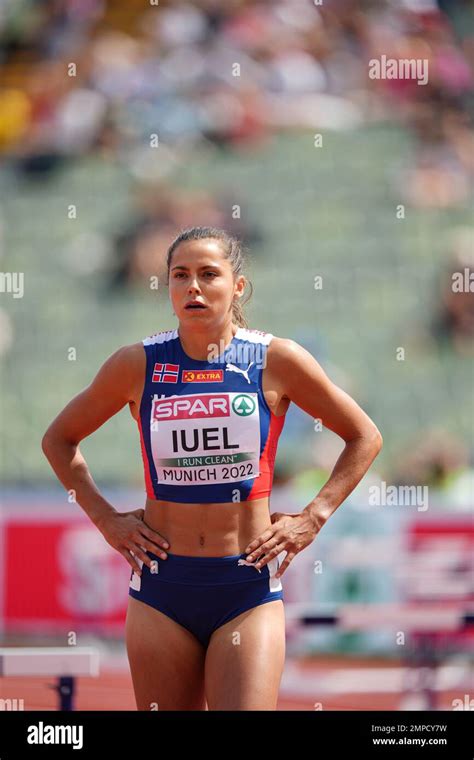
[107,182,264,290]
[0,0,470,183]
[431,227,474,355]
[391,428,470,494]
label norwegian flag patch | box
[152,362,180,383]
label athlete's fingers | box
[244,528,276,557]
[136,535,168,559]
[120,548,142,576]
[132,546,154,570]
[252,544,285,570]
[138,523,170,551]
[131,546,153,569]
[251,541,281,566]
[274,552,295,578]
[246,535,280,562]
[124,541,153,570]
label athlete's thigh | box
[204,600,286,710]
[125,596,207,710]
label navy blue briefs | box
[128,550,284,648]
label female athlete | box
[42,226,382,711]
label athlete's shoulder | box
[265,334,317,373]
[241,329,300,374]
[238,327,277,346]
[264,333,299,358]
[103,341,146,378]
[85,341,145,401]
[142,328,176,346]
[118,341,147,359]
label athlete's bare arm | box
[272,336,382,525]
[244,337,383,576]
[41,343,169,575]
[44,343,144,444]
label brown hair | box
[166,226,253,328]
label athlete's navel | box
[199,534,205,548]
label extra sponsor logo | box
[182,369,224,383]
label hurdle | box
[283,602,474,710]
[284,602,474,631]
[0,647,100,710]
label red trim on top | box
[247,410,286,500]
[137,415,155,498]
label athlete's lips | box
[184,300,207,309]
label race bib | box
[149,392,261,486]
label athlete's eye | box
[173,272,217,279]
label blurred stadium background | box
[0,0,472,710]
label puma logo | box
[237,558,262,573]
[225,362,254,384]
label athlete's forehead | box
[170,239,227,269]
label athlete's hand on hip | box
[97,508,169,576]
[244,511,319,578]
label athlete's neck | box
[177,323,238,362]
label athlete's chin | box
[181,308,211,318]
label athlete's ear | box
[234,274,245,296]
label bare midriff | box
[143,496,272,556]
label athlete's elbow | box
[41,428,56,459]
[368,425,383,455]
[41,425,73,459]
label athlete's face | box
[169,239,245,326]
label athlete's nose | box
[187,276,201,293]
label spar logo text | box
[152,394,230,421]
